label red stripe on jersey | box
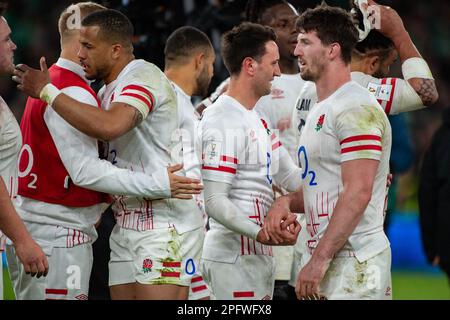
[162,261,181,268]
[45,288,68,295]
[241,235,244,255]
[221,155,238,164]
[122,85,153,104]
[385,78,396,115]
[192,285,208,293]
[202,165,236,174]
[120,92,153,111]
[272,141,282,150]
[161,271,180,278]
[233,291,255,298]
[340,135,381,144]
[271,133,276,140]
[341,145,382,154]
[191,276,203,283]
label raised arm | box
[368,0,438,105]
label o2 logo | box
[185,258,196,275]
[297,146,317,186]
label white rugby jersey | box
[292,71,425,145]
[200,95,296,262]
[99,59,203,234]
[0,96,21,250]
[299,81,391,262]
[171,82,205,219]
[255,73,305,162]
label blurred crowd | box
[0,0,448,213]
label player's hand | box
[168,164,203,199]
[296,255,330,300]
[257,219,300,246]
[13,57,51,99]
[13,236,49,278]
[366,0,406,41]
[264,195,295,244]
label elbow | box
[356,188,373,209]
[97,124,123,142]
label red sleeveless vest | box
[18,64,110,207]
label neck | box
[350,58,369,74]
[227,75,260,110]
[315,61,351,102]
[104,54,135,84]
[279,56,299,75]
[60,43,81,65]
[164,66,194,96]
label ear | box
[328,43,341,61]
[194,52,206,71]
[242,57,256,76]
[367,55,380,75]
[111,44,122,60]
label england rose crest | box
[142,258,153,273]
[315,114,325,132]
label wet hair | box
[353,30,395,60]
[245,0,289,23]
[82,9,134,48]
[164,26,213,68]
[296,4,359,64]
[221,22,277,76]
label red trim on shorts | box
[162,261,181,268]
[233,291,254,298]
[202,165,236,174]
[161,271,180,278]
[45,288,68,295]
[192,285,208,293]
[191,276,203,283]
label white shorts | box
[188,273,211,300]
[318,247,392,300]
[6,243,92,300]
[109,225,204,287]
[5,221,93,300]
[200,254,276,300]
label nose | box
[294,42,303,57]
[11,40,17,51]
[77,47,85,60]
[274,63,281,77]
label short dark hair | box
[164,26,213,68]
[353,30,395,60]
[0,1,7,16]
[221,22,277,76]
[82,9,134,48]
[245,0,289,24]
[296,5,358,64]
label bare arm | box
[13,57,144,142]
[296,158,378,299]
[368,0,438,105]
[0,177,48,277]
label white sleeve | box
[204,180,261,240]
[113,83,155,120]
[44,86,171,198]
[272,144,302,193]
[354,72,424,115]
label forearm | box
[313,190,369,261]
[52,94,118,141]
[0,179,33,244]
[392,32,438,105]
[204,180,261,239]
[273,148,303,193]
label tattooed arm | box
[370,0,438,105]
[50,93,144,141]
